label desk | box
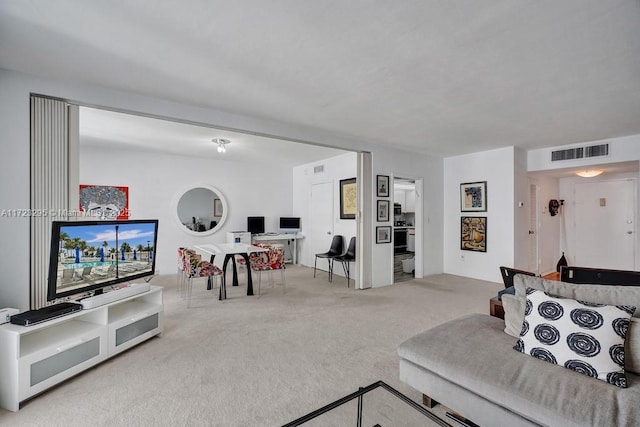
[194,243,267,300]
[252,233,304,264]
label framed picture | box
[461,216,487,252]
[214,198,223,217]
[340,177,357,219]
[460,181,487,212]
[376,226,392,244]
[376,175,390,197]
[79,184,129,220]
[377,200,390,222]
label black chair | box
[333,237,356,287]
[499,266,536,288]
[314,235,344,282]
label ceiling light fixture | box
[212,138,230,153]
[575,169,604,178]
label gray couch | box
[398,275,640,427]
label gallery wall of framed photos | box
[376,175,391,244]
[460,181,487,252]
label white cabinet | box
[0,286,163,411]
[405,191,416,213]
[394,190,416,213]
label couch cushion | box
[503,293,525,337]
[510,275,640,375]
[398,314,640,426]
[514,288,634,388]
[513,275,640,317]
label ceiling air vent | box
[313,165,325,174]
[551,143,609,162]
[584,143,609,158]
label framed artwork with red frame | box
[79,185,129,220]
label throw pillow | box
[514,288,635,388]
[502,293,525,338]
[510,275,640,375]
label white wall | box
[513,147,529,270]
[79,145,293,276]
[444,147,515,283]
[0,68,445,308]
[292,152,357,272]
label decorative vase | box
[556,252,567,272]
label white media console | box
[0,285,163,412]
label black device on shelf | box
[10,302,82,326]
[247,216,265,234]
[279,217,301,233]
[47,219,159,302]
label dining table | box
[193,243,267,300]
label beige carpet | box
[0,266,502,426]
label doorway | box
[393,176,420,283]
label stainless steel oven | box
[394,228,408,254]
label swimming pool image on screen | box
[48,219,159,300]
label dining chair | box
[333,236,356,287]
[314,235,344,282]
[249,244,286,297]
[183,249,222,307]
[177,247,187,291]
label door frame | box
[391,173,423,283]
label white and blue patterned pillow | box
[514,288,635,388]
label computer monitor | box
[247,216,265,234]
[279,217,301,233]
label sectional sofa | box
[398,274,640,426]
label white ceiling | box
[79,106,348,166]
[2,1,640,157]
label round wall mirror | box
[174,185,228,236]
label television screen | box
[247,216,265,234]
[47,219,159,301]
[279,217,301,232]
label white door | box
[574,179,636,270]
[311,182,334,272]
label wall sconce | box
[575,169,603,178]
[212,138,230,153]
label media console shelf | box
[0,285,163,412]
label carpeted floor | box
[0,265,501,426]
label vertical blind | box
[30,95,69,309]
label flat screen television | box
[247,216,265,234]
[47,219,159,301]
[279,217,301,233]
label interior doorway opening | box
[393,176,420,283]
